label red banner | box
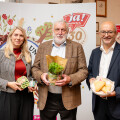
[116,25,120,33]
[63,13,90,31]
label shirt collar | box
[52,40,66,47]
[100,42,116,53]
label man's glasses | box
[100,31,115,36]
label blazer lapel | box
[63,40,72,73]
[65,40,72,59]
[96,48,102,76]
[108,42,120,75]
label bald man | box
[86,21,120,120]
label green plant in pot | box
[48,62,64,85]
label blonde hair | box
[4,26,31,63]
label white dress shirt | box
[99,42,116,78]
[48,40,66,94]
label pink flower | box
[7,19,13,25]
[2,14,7,20]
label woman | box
[0,26,34,120]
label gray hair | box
[53,19,69,32]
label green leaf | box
[3,19,5,24]
[7,15,10,20]
[4,27,6,32]
[4,24,7,27]
[13,18,15,21]
[13,15,16,19]
[49,62,64,75]
[35,27,41,36]
[0,16,1,21]
[3,24,7,28]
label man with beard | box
[32,20,88,120]
[86,21,120,120]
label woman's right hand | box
[7,82,23,91]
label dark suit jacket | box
[86,42,120,119]
[32,40,88,110]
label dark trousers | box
[93,96,119,120]
[0,88,34,120]
[40,92,77,120]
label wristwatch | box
[68,81,72,86]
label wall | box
[22,0,94,4]
[21,0,120,25]
[22,0,60,4]
[22,0,51,4]
[97,0,120,28]
[96,0,120,46]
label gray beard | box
[53,34,67,45]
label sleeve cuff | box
[115,87,120,100]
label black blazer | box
[86,42,120,119]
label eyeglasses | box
[100,31,115,36]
